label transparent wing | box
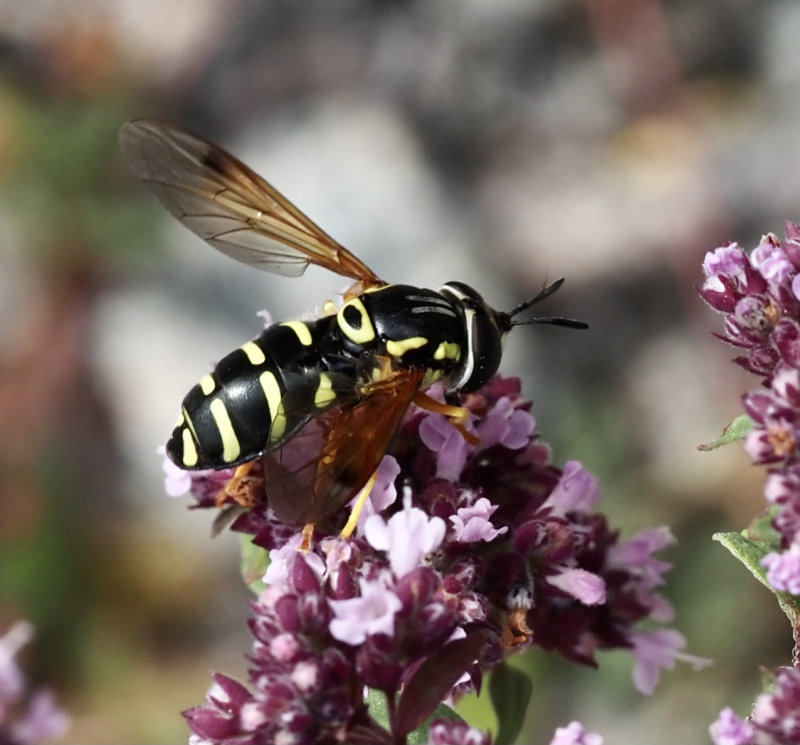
[119,118,384,285]
[263,366,424,526]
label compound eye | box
[461,309,503,392]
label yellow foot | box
[340,470,378,540]
[413,391,479,446]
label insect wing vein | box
[119,119,383,284]
[263,366,424,525]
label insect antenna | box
[506,278,589,330]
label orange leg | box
[413,391,480,446]
[299,522,316,553]
[215,460,257,507]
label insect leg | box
[299,522,316,553]
[413,391,480,446]
[339,469,379,539]
[216,460,259,507]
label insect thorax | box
[336,284,466,385]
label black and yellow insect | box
[120,119,586,530]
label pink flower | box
[542,461,601,515]
[762,539,800,594]
[160,447,192,497]
[0,622,70,743]
[702,243,749,292]
[428,719,492,744]
[475,396,535,450]
[449,497,508,543]
[550,721,604,745]
[328,579,402,644]
[709,707,756,745]
[263,534,325,586]
[348,455,400,534]
[364,494,446,577]
[751,235,794,285]
[546,567,606,605]
[419,412,472,481]
[606,527,675,616]
[628,629,711,695]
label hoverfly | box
[120,119,586,538]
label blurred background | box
[0,1,794,742]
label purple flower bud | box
[775,320,800,368]
[274,595,301,633]
[297,591,332,636]
[744,426,793,465]
[289,554,322,594]
[768,467,800,507]
[264,537,325,586]
[773,366,800,407]
[750,667,800,743]
[752,235,794,285]
[702,244,750,288]
[355,635,404,692]
[269,632,301,663]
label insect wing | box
[263,366,425,525]
[119,119,384,285]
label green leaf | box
[713,529,776,589]
[239,535,270,594]
[405,704,465,744]
[713,525,800,628]
[366,688,390,732]
[489,661,532,745]
[365,689,463,744]
[697,414,753,451]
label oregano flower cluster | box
[166,375,695,744]
[702,223,800,744]
[700,225,800,588]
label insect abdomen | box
[166,321,325,470]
